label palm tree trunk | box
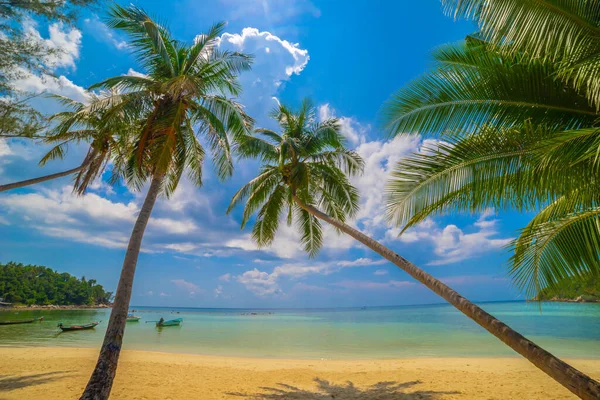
[293,196,600,400]
[0,165,84,193]
[0,147,98,193]
[80,174,163,400]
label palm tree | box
[79,5,253,399]
[0,94,126,194]
[229,100,600,399]
[382,4,600,321]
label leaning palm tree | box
[382,1,600,327]
[79,5,253,399]
[0,94,126,194]
[229,100,600,399]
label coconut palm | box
[230,100,600,399]
[79,5,253,399]
[382,4,600,311]
[0,94,127,194]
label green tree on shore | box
[79,5,253,399]
[229,100,600,399]
[0,262,112,306]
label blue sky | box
[0,0,531,308]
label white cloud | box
[42,226,129,249]
[374,269,388,276]
[22,21,82,69]
[236,257,390,296]
[149,218,198,234]
[333,279,415,290]
[0,187,137,225]
[0,139,14,157]
[236,268,281,296]
[214,285,229,298]
[387,211,513,265]
[159,292,171,297]
[336,258,386,267]
[12,70,90,104]
[439,274,508,286]
[84,16,128,50]
[353,136,421,234]
[125,68,148,78]
[318,104,367,146]
[171,279,201,296]
[217,27,309,127]
[219,273,231,282]
[220,28,309,76]
[0,186,213,252]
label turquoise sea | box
[0,301,598,359]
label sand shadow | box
[0,371,73,391]
[227,378,460,399]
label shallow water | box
[0,301,598,359]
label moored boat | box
[127,315,141,322]
[57,321,99,331]
[156,317,182,327]
[0,316,44,325]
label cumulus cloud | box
[219,273,231,282]
[217,27,309,127]
[12,72,90,104]
[22,21,82,69]
[236,268,281,296]
[387,210,513,265]
[353,136,421,234]
[318,104,367,146]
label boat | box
[127,314,141,322]
[57,321,99,331]
[0,316,44,325]
[156,318,182,327]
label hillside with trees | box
[0,262,113,306]
[536,275,600,303]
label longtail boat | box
[0,316,44,325]
[127,315,141,322]
[156,318,182,327]
[57,321,99,331]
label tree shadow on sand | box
[0,371,73,391]
[228,378,460,399]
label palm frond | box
[510,207,600,299]
[252,185,287,247]
[382,41,598,137]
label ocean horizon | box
[1,301,598,360]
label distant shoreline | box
[0,304,112,311]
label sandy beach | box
[0,347,598,399]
